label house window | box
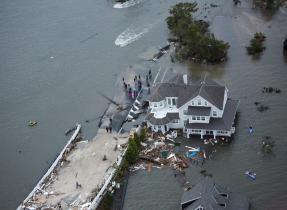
[198,99,201,105]
[201,116,205,120]
[172,98,176,106]
[205,101,207,106]
[167,98,171,106]
[191,101,194,106]
[154,103,157,107]
[192,116,196,120]
[197,116,200,120]
[172,119,179,123]
[213,111,217,116]
[218,203,226,207]
[206,130,213,135]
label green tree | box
[133,133,140,148]
[166,2,229,64]
[166,2,197,42]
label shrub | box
[125,138,139,164]
[246,32,266,55]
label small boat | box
[28,120,37,127]
[245,171,256,180]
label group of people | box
[122,74,141,99]
[122,69,153,99]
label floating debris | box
[262,136,275,153]
[28,120,38,127]
[254,101,270,112]
[256,104,269,112]
[152,44,172,62]
[200,169,213,177]
[245,171,256,180]
[249,126,253,134]
[262,86,281,93]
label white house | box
[145,74,239,139]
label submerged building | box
[181,177,250,210]
[145,74,239,139]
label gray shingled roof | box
[186,99,239,131]
[187,106,211,116]
[145,112,179,125]
[149,75,225,110]
[181,177,250,210]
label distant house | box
[145,74,239,139]
[181,177,250,210]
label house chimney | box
[183,74,188,85]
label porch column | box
[213,131,217,139]
[161,125,165,134]
[200,130,203,139]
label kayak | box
[245,171,256,180]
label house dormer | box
[166,97,178,108]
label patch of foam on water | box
[113,0,141,9]
[115,27,149,47]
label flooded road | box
[0,0,286,209]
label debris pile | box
[138,140,188,171]
[126,130,189,172]
[204,137,231,145]
[185,146,206,165]
[152,44,172,62]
